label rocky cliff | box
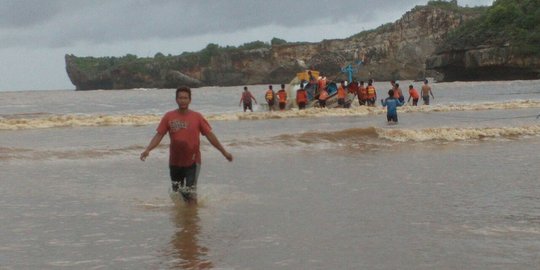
[427,45,540,81]
[65,3,485,90]
[426,0,540,81]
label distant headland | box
[65,0,540,90]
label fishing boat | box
[285,70,355,109]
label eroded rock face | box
[427,46,540,81]
[65,4,492,90]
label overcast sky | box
[0,0,493,91]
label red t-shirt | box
[409,88,420,99]
[157,109,212,167]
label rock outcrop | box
[426,0,540,81]
[427,45,540,81]
[65,3,491,90]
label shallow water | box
[1,80,540,269]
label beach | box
[1,80,540,269]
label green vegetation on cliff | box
[424,0,487,14]
[72,54,154,74]
[444,0,540,55]
[73,38,286,74]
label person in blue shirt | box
[381,89,404,123]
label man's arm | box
[140,132,166,161]
[205,131,233,162]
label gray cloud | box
[0,0,61,28]
[0,0,494,91]
[0,0,493,49]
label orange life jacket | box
[296,89,307,103]
[359,86,368,99]
[319,90,329,100]
[277,90,287,103]
[265,89,274,101]
[318,79,327,91]
[367,85,376,99]
[348,83,359,95]
[337,86,347,98]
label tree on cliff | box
[446,0,540,55]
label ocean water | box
[1,80,540,269]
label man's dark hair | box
[176,86,191,99]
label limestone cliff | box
[427,45,540,81]
[426,0,540,81]
[65,3,483,90]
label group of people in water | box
[141,78,435,206]
[239,72,435,123]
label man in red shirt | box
[407,84,420,106]
[140,86,233,205]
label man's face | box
[176,92,191,109]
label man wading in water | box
[140,86,233,205]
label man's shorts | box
[422,96,430,105]
[267,100,275,107]
[169,163,200,201]
[243,102,253,111]
[279,102,286,110]
[387,113,398,122]
[298,101,306,109]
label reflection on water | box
[166,205,213,269]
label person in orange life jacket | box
[407,84,420,106]
[277,84,287,110]
[358,80,367,106]
[366,79,377,107]
[239,86,257,112]
[140,86,233,205]
[393,82,405,103]
[349,80,359,96]
[318,87,329,108]
[296,85,308,110]
[265,85,276,111]
[337,81,347,108]
[381,89,404,123]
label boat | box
[286,70,355,109]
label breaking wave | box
[376,125,540,142]
[2,125,539,161]
[0,114,162,130]
[228,125,540,149]
[1,99,539,130]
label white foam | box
[2,99,539,130]
[377,125,540,142]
